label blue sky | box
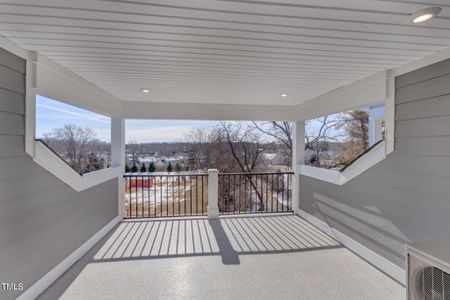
[36,95,112,142]
[36,95,220,143]
[37,95,362,144]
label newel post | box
[207,169,219,219]
[292,120,305,214]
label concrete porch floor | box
[38,214,405,299]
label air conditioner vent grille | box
[411,261,450,300]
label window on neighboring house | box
[35,95,111,175]
[304,104,385,171]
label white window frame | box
[296,70,395,185]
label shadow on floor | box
[38,214,342,299]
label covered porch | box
[1,1,450,299]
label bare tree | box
[216,122,265,210]
[43,124,99,174]
[252,121,293,165]
[333,110,370,168]
[184,128,212,171]
[127,141,140,162]
[304,116,340,167]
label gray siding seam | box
[310,198,406,244]
[0,86,25,96]
[395,113,450,122]
[395,93,450,106]
[0,62,25,75]
[396,91,450,105]
[370,167,450,180]
[395,72,450,89]
[0,86,25,97]
[310,210,405,260]
[0,170,49,183]
[389,153,450,159]
[395,133,450,138]
[0,133,27,138]
[0,110,25,117]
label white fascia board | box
[35,53,122,118]
[298,141,386,185]
[393,46,450,77]
[34,141,122,192]
[121,101,298,121]
[296,71,389,121]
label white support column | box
[25,52,37,158]
[207,169,219,219]
[292,120,305,214]
[111,117,126,220]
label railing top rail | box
[123,171,294,178]
[218,172,294,176]
[124,173,208,177]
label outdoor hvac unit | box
[406,242,450,300]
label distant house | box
[138,156,157,165]
[262,152,287,165]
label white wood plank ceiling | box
[0,0,449,105]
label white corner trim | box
[296,209,405,285]
[17,216,120,300]
[25,53,37,158]
[34,141,122,192]
[384,71,395,155]
[298,141,386,185]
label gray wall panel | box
[0,88,25,114]
[0,48,118,300]
[396,73,450,104]
[0,47,25,73]
[0,64,24,94]
[0,135,24,157]
[299,58,450,270]
[396,115,450,137]
[0,111,24,135]
[396,94,450,121]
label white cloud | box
[37,102,110,124]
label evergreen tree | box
[175,161,182,172]
[130,162,138,173]
[125,164,130,173]
[187,147,197,170]
[167,162,173,172]
[140,163,147,173]
[148,162,156,172]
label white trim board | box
[36,53,122,118]
[296,209,405,285]
[34,141,122,192]
[298,141,386,186]
[16,216,120,300]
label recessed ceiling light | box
[140,88,151,93]
[281,93,289,98]
[410,7,441,24]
